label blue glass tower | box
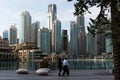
[52,19,61,54]
[3,30,8,40]
[86,33,95,56]
[70,21,78,58]
[9,25,17,45]
[19,11,31,44]
[38,28,51,54]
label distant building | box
[52,19,62,54]
[70,21,78,58]
[17,42,36,50]
[106,30,113,55]
[3,30,8,40]
[31,21,40,46]
[18,49,48,69]
[0,36,9,51]
[77,14,86,56]
[95,31,106,56]
[86,33,95,56]
[48,4,57,30]
[37,28,51,54]
[106,37,113,54]
[62,30,68,53]
[9,25,17,45]
[0,36,17,60]
[19,11,31,43]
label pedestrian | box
[62,57,70,76]
[57,57,63,76]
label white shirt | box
[63,59,69,66]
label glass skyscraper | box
[38,28,51,54]
[70,21,78,58]
[52,19,61,54]
[48,4,57,30]
[62,30,68,53]
[86,33,95,56]
[31,21,40,46]
[106,38,113,54]
[9,25,17,45]
[77,14,86,56]
[3,30,8,40]
[19,11,31,44]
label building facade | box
[77,14,86,56]
[48,4,57,30]
[0,36,18,60]
[3,30,8,40]
[62,30,68,53]
[70,21,78,58]
[52,19,61,54]
[37,28,51,54]
[95,32,106,56]
[31,21,40,46]
[19,11,31,44]
[9,25,17,45]
[86,33,95,56]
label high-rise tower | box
[62,30,68,53]
[31,21,40,46]
[70,21,78,58]
[48,4,57,30]
[52,19,61,54]
[9,25,17,45]
[77,14,86,56]
[19,11,31,43]
[86,33,95,56]
[95,31,106,56]
[38,28,51,54]
[3,30,8,40]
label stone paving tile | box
[0,70,114,80]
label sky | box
[0,0,100,38]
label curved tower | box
[19,11,31,43]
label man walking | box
[57,57,63,76]
[62,58,70,76]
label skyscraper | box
[9,25,17,45]
[77,14,86,56]
[37,28,51,54]
[48,4,57,30]
[106,37,113,54]
[31,21,40,46]
[3,30,8,40]
[62,30,68,53]
[77,14,85,31]
[52,19,61,54]
[95,31,106,56]
[86,33,95,56]
[19,11,31,44]
[70,21,78,58]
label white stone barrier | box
[16,68,29,74]
[36,68,49,75]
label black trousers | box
[62,65,69,76]
[58,68,62,76]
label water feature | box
[0,59,114,70]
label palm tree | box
[68,0,120,80]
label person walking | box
[62,57,70,76]
[57,57,63,76]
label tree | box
[68,0,120,80]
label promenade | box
[0,69,114,80]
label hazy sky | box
[0,0,99,38]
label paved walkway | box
[0,69,114,80]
